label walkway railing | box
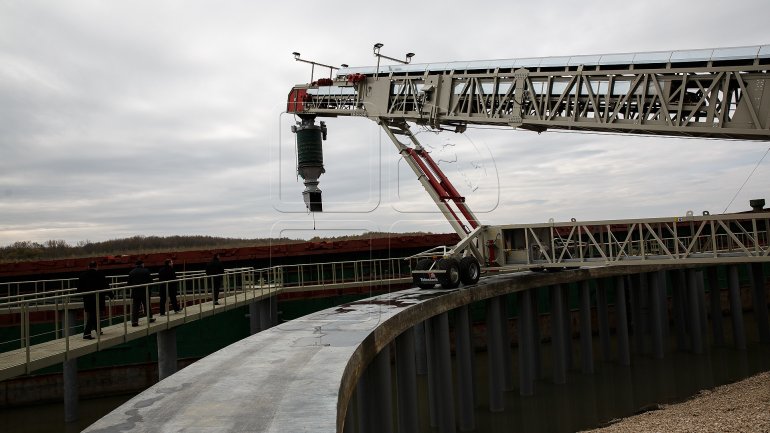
[0,256,414,379]
[492,212,770,267]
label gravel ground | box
[585,371,770,433]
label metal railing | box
[495,213,770,267]
[0,256,414,378]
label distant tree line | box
[0,236,296,262]
[0,232,434,263]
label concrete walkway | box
[83,265,683,433]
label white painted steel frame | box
[487,212,770,268]
[292,45,770,140]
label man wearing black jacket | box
[206,253,225,305]
[128,260,155,326]
[158,258,181,315]
[77,261,109,340]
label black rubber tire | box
[436,258,461,289]
[459,256,481,285]
[413,258,436,290]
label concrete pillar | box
[259,298,273,331]
[356,359,373,433]
[414,321,428,376]
[498,295,515,391]
[551,285,567,384]
[157,328,178,380]
[707,266,725,346]
[486,296,505,411]
[672,270,689,352]
[579,281,594,374]
[696,270,709,347]
[649,272,664,359]
[657,271,670,340]
[562,284,573,370]
[615,277,631,367]
[395,328,418,433]
[376,345,394,433]
[270,295,278,326]
[629,275,644,354]
[424,318,437,426]
[750,263,770,343]
[638,273,650,355]
[455,305,475,431]
[728,265,747,350]
[430,313,456,433]
[595,279,612,362]
[357,345,393,433]
[518,289,535,396]
[62,309,78,423]
[249,301,259,335]
[532,288,542,380]
[687,269,704,354]
[344,399,356,433]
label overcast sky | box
[1,0,769,247]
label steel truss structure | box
[483,212,770,268]
[288,45,770,274]
[289,45,770,140]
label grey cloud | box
[2,0,770,245]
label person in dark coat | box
[128,260,155,326]
[205,253,225,305]
[158,258,181,315]
[77,261,110,339]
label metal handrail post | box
[199,277,204,318]
[54,286,61,339]
[145,285,151,329]
[24,303,30,374]
[96,292,101,343]
[121,287,127,337]
[108,289,113,326]
[164,283,169,323]
[64,296,70,358]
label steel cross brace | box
[378,119,484,262]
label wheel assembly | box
[435,258,460,289]
[459,256,480,285]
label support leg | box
[551,285,567,384]
[455,306,475,431]
[629,275,643,354]
[486,297,505,411]
[696,270,709,348]
[657,271,670,342]
[395,329,418,433]
[499,295,514,391]
[687,269,704,354]
[649,272,664,359]
[357,346,393,433]
[562,284,573,370]
[728,265,747,350]
[414,321,428,376]
[63,309,78,423]
[157,328,178,380]
[708,266,725,346]
[518,289,535,396]
[672,270,689,352]
[615,277,631,367]
[596,279,612,362]
[579,281,594,374]
[750,263,770,343]
[249,301,259,335]
[431,313,456,433]
[259,298,273,331]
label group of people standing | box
[76,254,225,339]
